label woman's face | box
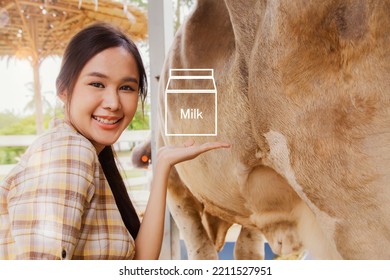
[60,46,140,153]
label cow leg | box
[201,211,232,252]
[234,226,265,260]
[166,167,218,259]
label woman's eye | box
[120,85,136,91]
[89,82,104,88]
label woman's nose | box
[102,89,121,111]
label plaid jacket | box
[0,120,135,259]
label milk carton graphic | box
[165,69,217,136]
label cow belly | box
[174,158,253,225]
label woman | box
[0,23,229,260]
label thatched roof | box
[0,0,148,63]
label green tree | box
[0,114,34,164]
[0,111,19,130]
[0,113,55,164]
[0,112,26,164]
[125,0,195,32]
[174,0,195,32]
[124,0,148,9]
[128,103,150,130]
[0,115,38,135]
[0,147,26,165]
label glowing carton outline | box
[165,68,218,136]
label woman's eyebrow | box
[86,71,108,78]
[122,77,139,84]
[86,72,138,84]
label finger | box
[200,142,231,152]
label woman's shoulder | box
[26,119,97,161]
[2,120,98,190]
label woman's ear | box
[57,90,67,104]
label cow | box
[131,140,303,259]
[131,140,271,259]
[156,0,390,259]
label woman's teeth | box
[93,116,119,124]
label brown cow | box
[131,141,269,259]
[156,0,308,260]
[157,0,390,259]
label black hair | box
[56,22,147,105]
[99,146,140,239]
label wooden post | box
[14,0,45,134]
[32,59,44,134]
[147,0,177,260]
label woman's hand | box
[156,139,231,169]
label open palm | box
[157,139,231,168]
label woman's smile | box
[92,115,122,125]
[92,115,123,130]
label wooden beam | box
[18,1,82,14]
[2,1,15,11]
